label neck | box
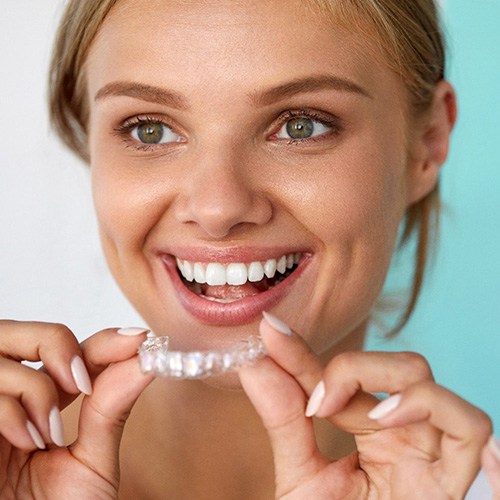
[120,377,276,499]
[119,322,367,499]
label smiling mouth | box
[175,252,302,303]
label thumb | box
[240,357,328,496]
[259,313,380,434]
[69,329,153,487]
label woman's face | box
[86,0,422,354]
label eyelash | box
[113,109,342,151]
[113,115,181,151]
[271,109,342,145]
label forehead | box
[85,0,399,108]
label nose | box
[174,148,273,239]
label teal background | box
[367,0,500,432]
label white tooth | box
[277,255,287,274]
[176,258,185,277]
[193,262,206,284]
[183,260,194,282]
[294,253,301,265]
[205,263,226,286]
[226,263,248,286]
[286,254,294,269]
[248,261,265,282]
[264,259,277,278]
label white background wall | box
[0,1,143,337]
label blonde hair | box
[48,0,446,334]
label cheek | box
[91,166,143,252]
[292,148,408,251]
[282,145,409,350]
[90,148,169,265]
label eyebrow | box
[250,75,372,106]
[95,81,189,110]
[94,74,371,109]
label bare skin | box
[0,1,495,498]
[60,325,363,499]
[114,325,364,499]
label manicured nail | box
[26,420,45,450]
[49,407,65,447]
[306,380,326,417]
[368,394,402,420]
[70,355,93,395]
[117,327,150,336]
[262,311,292,336]
[488,435,500,461]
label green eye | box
[130,121,182,144]
[276,115,331,141]
[286,117,314,139]
[136,123,164,143]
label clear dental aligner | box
[139,333,267,379]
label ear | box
[407,80,457,205]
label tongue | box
[202,281,268,300]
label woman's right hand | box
[0,320,152,499]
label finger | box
[482,436,500,499]
[260,313,380,434]
[260,312,324,391]
[80,327,150,373]
[0,357,62,446]
[56,326,150,408]
[369,381,492,498]
[314,350,434,418]
[70,329,152,485]
[239,356,328,497]
[0,320,85,396]
[0,395,46,450]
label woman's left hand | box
[482,436,500,499]
[240,314,493,499]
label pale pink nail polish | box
[49,407,65,447]
[262,311,292,336]
[26,420,45,450]
[70,355,92,395]
[306,380,326,417]
[117,327,150,336]
[368,394,402,420]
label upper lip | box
[156,246,312,263]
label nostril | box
[176,193,273,239]
[171,157,273,238]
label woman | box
[0,0,497,498]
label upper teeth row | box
[176,253,301,286]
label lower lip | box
[162,254,311,326]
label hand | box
[0,320,152,499]
[240,314,492,499]
[482,436,500,499]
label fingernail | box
[306,380,326,417]
[26,420,45,450]
[70,355,93,395]
[488,435,500,462]
[262,311,292,336]
[49,407,65,447]
[368,393,402,420]
[117,327,150,336]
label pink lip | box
[162,246,303,263]
[162,252,311,326]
